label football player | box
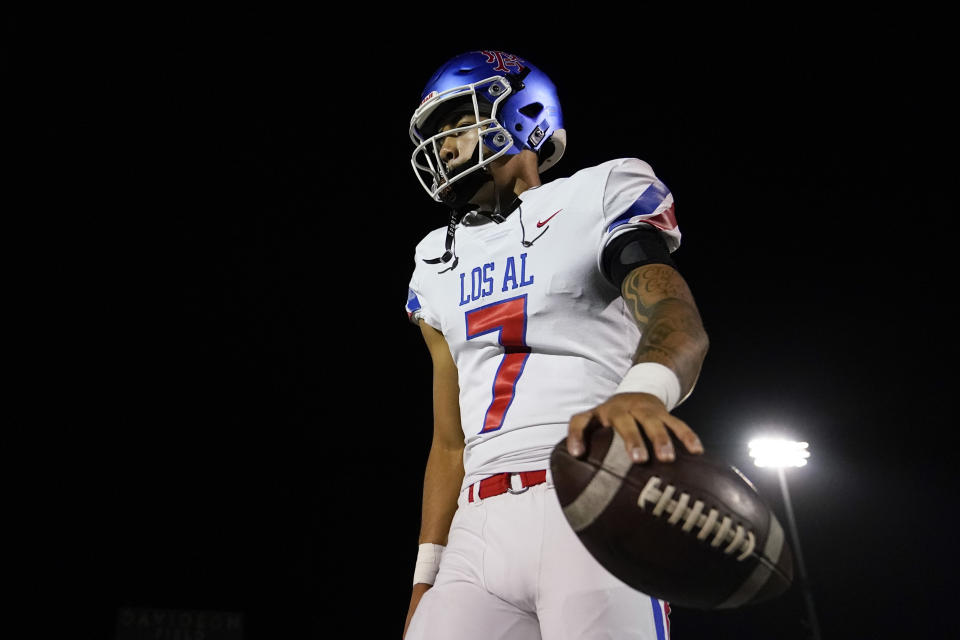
[403,50,709,640]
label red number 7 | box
[465,294,531,434]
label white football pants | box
[406,474,670,640]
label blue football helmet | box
[410,50,566,207]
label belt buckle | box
[506,473,529,495]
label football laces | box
[637,476,757,561]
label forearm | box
[621,264,709,399]
[416,319,465,544]
[406,436,462,638]
[418,442,464,545]
[632,297,708,396]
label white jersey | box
[405,158,680,491]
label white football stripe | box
[717,514,785,609]
[562,432,633,532]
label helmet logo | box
[421,90,438,105]
[481,50,525,73]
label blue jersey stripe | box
[607,180,671,233]
[406,289,422,314]
[651,597,666,640]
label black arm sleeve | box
[600,225,677,289]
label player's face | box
[435,114,482,175]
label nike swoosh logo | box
[537,209,563,228]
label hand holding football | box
[550,426,794,609]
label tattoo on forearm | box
[633,265,690,298]
[620,285,649,325]
[622,266,694,327]
[621,265,709,395]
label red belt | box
[468,470,548,503]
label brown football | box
[550,426,794,609]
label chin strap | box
[423,207,469,273]
[424,198,520,273]
[422,193,525,275]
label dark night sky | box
[12,8,957,639]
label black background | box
[11,7,957,639]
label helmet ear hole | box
[518,102,544,118]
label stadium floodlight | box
[747,436,820,640]
[748,438,810,468]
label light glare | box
[748,438,810,468]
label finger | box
[665,415,703,454]
[567,411,594,457]
[610,412,648,463]
[634,414,674,462]
[592,405,612,428]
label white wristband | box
[615,363,682,411]
[413,543,445,586]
